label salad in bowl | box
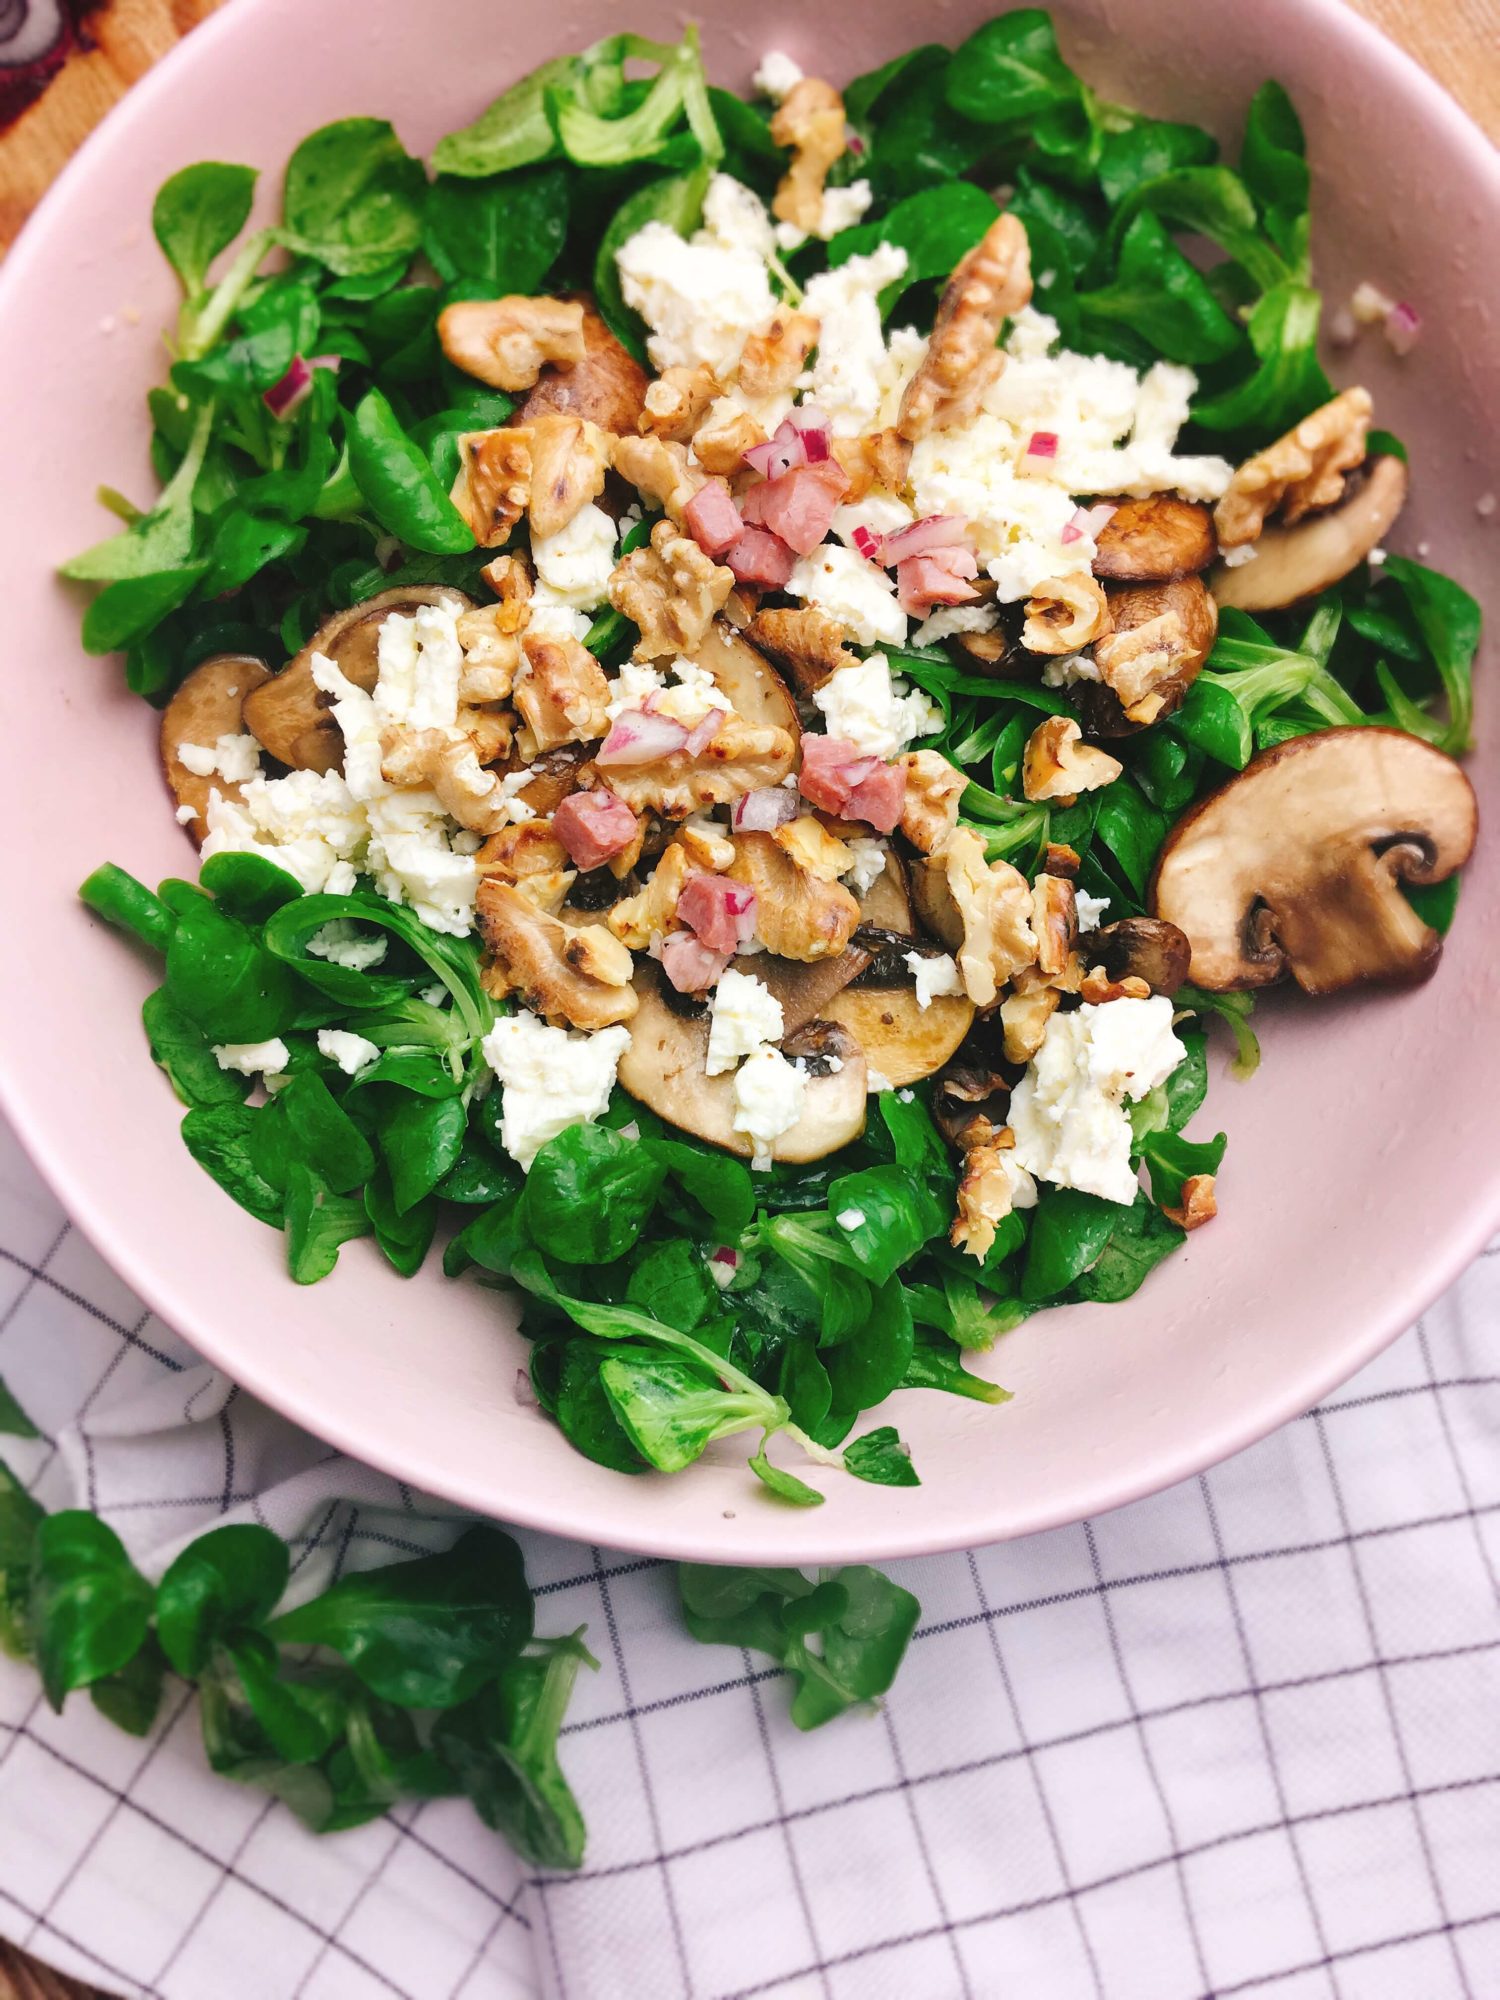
[71,11,1481,1504]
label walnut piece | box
[639,365,720,442]
[1022,717,1123,805]
[999,980,1060,1064]
[1163,1173,1218,1231]
[607,841,691,948]
[770,78,847,235]
[450,428,531,548]
[475,822,576,915]
[677,819,735,873]
[527,414,611,541]
[1023,573,1111,655]
[1214,388,1374,548]
[1030,873,1077,980]
[1079,965,1152,1004]
[691,403,767,477]
[931,827,1038,1007]
[596,711,797,818]
[728,829,860,961]
[609,518,734,661]
[514,633,611,752]
[611,434,703,522]
[438,297,586,392]
[747,605,859,695]
[738,311,821,403]
[899,215,1032,441]
[455,606,521,704]
[480,554,532,626]
[951,1125,1035,1261]
[379,729,510,835]
[899,749,968,854]
[773,815,851,882]
[476,879,636,1029]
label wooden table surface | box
[0,1,1494,1994]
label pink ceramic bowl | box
[0,0,1495,1564]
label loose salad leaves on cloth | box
[69,11,1481,1502]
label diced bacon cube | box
[684,478,743,560]
[739,460,850,557]
[724,525,797,590]
[676,873,757,954]
[552,789,641,870]
[661,931,733,994]
[895,549,980,615]
[843,758,907,833]
[798,733,907,833]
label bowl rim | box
[3,0,1499,1564]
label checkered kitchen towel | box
[1,1107,1498,2000]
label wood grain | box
[0,3,1493,1996]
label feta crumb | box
[1476,492,1497,520]
[836,1207,867,1230]
[213,1038,291,1081]
[842,836,887,897]
[650,656,732,727]
[1075,891,1110,933]
[1009,997,1187,1206]
[481,1012,631,1170]
[731,1047,808,1169]
[867,1068,896,1093]
[753,49,804,101]
[615,174,778,375]
[912,601,1000,649]
[798,244,910,433]
[306,921,389,971]
[531,502,618,609]
[1218,544,1259,570]
[317,1028,380,1076]
[706,968,784,1076]
[788,543,908,648]
[813,654,942,758]
[177,735,260,783]
[373,600,464,732]
[175,804,198,826]
[176,742,215,777]
[527,581,594,643]
[905,951,964,1010]
[1042,652,1101,687]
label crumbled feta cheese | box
[175,804,198,826]
[705,968,784,1076]
[306,921,389,971]
[787,542,907,648]
[526,581,594,643]
[798,244,909,433]
[1076,891,1110,932]
[731,1047,807,1169]
[1041,652,1101,686]
[836,1207,867,1230]
[481,1012,632,1170]
[841,836,887,897]
[531,502,618,609]
[905,951,964,1010]
[1218,544,1259,569]
[813,655,942,757]
[1005,305,1060,361]
[651,656,731,727]
[317,1028,380,1076]
[1009,997,1187,1206]
[994,1153,1040,1211]
[786,180,875,246]
[212,1038,291,1081]
[176,734,261,783]
[830,490,915,550]
[201,771,366,897]
[373,601,463,732]
[872,324,928,429]
[866,1068,896,1093]
[616,175,778,375]
[176,741,216,777]
[910,415,1087,602]
[606,660,666,721]
[753,49,804,101]
[912,601,1000,649]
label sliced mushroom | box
[502,744,590,818]
[931,1066,1013,1148]
[518,301,650,435]
[692,620,801,738]
[242,587,472,773]
[1149,726,1477,994]
[161,654,272,842]
[617,966,867,1161]
[1088,917,1192,996]
[858,852,914,934]
[1092,497,1216,581]
[1076,576,1219,738]
[823,984,974,1089]
[728,945,872,1037]
[1209,455,1409,613]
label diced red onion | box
[263,355,313,420]
[879,514,968,564]
[1061,500,1118,547]
[1385,300,1421,356]
[786,405,832,462]
[682,708,725,757]
[851,523,882,563]
[711,1246,740,1269]
[846,130,865,156]
[732,787,798,832]
[596,708,690,767]
[743,417,807,480]
[1025,431,1059,459]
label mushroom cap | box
[617,965,867,1161]
[1149,725,1478,995]
[241,586,472,773]
[1209,455,1409,613]
[1089,917,1192,996]
[858,850,915,934]
[160,653,272,843]
[1075,576,1218,738]
[1092,497,1216,582]
[518,300,649,434]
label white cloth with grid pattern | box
[0,1110,1497,2000]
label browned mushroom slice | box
[728,942,873,1038]
[518,302,650,434]
[693,620,801,738]
[161,654,272,843]
[1149,726,1477,995]
[1076,576,1219,737]
[1088,917,1192,996]
[242,586,472,773]
[858,850,914,934]
[824,983,974,1088]
[1092,497,1216,581]
[616,967,867,1161]
[1209,455,1409,613]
